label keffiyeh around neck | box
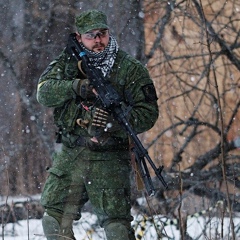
[80,36,119,77]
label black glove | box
[72,79,96,99]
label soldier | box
[37,9,159,240]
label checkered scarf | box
[80,36,119,77]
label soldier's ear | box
[76,32,82,42]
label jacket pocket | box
[47,167,66,177]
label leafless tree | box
[139,0,240,238]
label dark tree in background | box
[0,0,145,195]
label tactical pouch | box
[53,97,82,135]
[61,133,80,148]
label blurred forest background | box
[0,0,240,233]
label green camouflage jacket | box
[37,47,159,151]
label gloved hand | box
[72,79,96,99]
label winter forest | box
[0,0,240,239]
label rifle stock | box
[68,33,168,196]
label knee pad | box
[104,221,135,240]
[42,211,76,240]
[42,212,60,240]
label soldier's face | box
[77,29,110,52]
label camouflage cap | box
[75,10,109,34]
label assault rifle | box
[68,33,168,196]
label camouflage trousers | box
[41,146,136,240]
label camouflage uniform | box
[37,10,159,240]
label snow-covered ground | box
[1,196,240,239]
[2,212,240,240]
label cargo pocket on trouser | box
[103,188,131,217]
[95,188,135,240]
[40,167,70,208]
[41,167,86,220]
[91,188,133,227]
